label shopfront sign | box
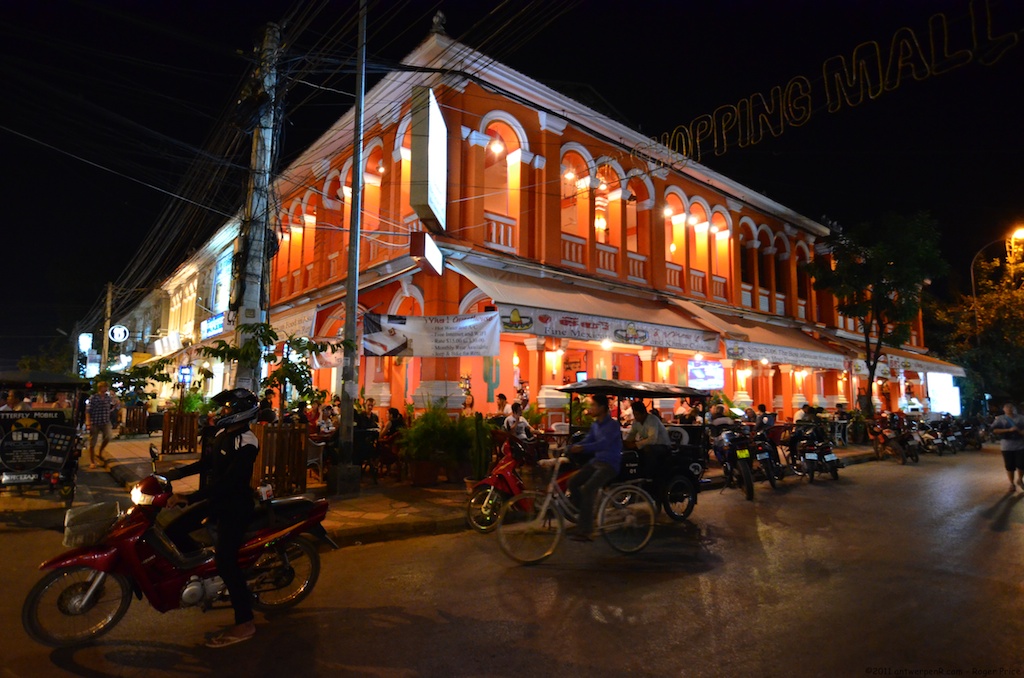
[199,311,237,340]
[725,340,845,370]
[362,312,499,358]
[497,304,719,354]
[410,86,447,230]
[108,325,129,343]
[272,309,316,339]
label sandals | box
[205,628,255,648]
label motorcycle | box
[913,420,952,456]
[787,423,841,482]
[870,414,920,465]
[466,431,553,533]
[750,428,785,489]
[22,473,338,648]
[711,426,756,501]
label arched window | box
[594,165,619,246]
[483,121,520,217]
[687,203,710,296]
[560,151,589,237]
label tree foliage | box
[929,258,1024,404]
[806,212,946,416]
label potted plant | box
[466,413,496,490]
[848,409,868,444]
[400,400,472,486]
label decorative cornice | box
[537,111,568,135]
[726,198,743,212]
[461,126,491,148]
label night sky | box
[2,0,1022,370]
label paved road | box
[2,449,1022,677]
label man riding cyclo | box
[566,395,622,542]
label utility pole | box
[232,23,281,391]
[101,282,113,372]
[339,0,367,467]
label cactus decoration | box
[483,356,500,403]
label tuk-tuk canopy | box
[556,379,710,401]
[0,371,89,392]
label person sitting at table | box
[504,402,534,441]
[461,392,475,418]
[318,406,335,433]
[755,403,776,431]
[794,403,813,424]
[835,403,850,421]
[708,404,735,429]
[624,401,671,476]
[364,397,380,426]
[377,407,405,473]
[742,407,757,423]
[495,393,513,416]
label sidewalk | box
[92,433,879,547]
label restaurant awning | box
[450,261,721,354]
[713,313,848,370]
[881,346,966,378]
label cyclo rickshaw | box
[0,371,88,508]
[557,379,712,521]
[494,379,711,564]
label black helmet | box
[211,388,259,429]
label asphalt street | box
[1,449,1022,677]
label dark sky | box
[2,0,1023,370]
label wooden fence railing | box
[251,423,308,495]
[161,412,198,454]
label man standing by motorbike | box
[566,395,622,541]
[166,388,260,647]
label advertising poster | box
[362,312,499,358]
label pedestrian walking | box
[86,381,118,468]
[991,402,1024,493]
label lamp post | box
[970,228,1024,347]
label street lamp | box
[970,228,1024,346]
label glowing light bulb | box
[663,206,673,217]
[490,139,504,154]
[693,353,704,362]
[564,170,575,181]
[669,243,677,254]
[601,338,612,350]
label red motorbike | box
[466,431,568,533]
[22,473,338,648]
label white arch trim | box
[625,168,656,205]
[593,156,627,185]
[560,142,597,177]
[737,216,758,240]
[393,112,413,161]
[663,185,690,210]
[709,205,734,233]
[794,240,812,260]
[687,195,713,220]
[321,169,342,210]
[388,282,425,315]
[479,110,531,154]
[458,288,490,314]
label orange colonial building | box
[261,29,959,422]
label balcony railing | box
[596,243,618,276]
[797,298,807,320]
[483,211,516,253]
[774,292,786,315]
[689,268,706,297]
[561,232,586,269]
[711,275,728,302]
[741,282,753,307]
[758,287,770,312]
[627,251,647,283]
[665,262,683,291]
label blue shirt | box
[578,414,623,473]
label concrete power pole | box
[232,23,281,391]
[338,0,368,468]
[101,282,113,372]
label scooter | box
[711,426,756,501]
[467,432,551,532]
[788,424,841,482]
[22,472,338,648]
[870,414,920,465]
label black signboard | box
[0,412,72,472]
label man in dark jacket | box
[166,388,260,648]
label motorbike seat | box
[247,496,317,532]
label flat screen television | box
[575,371,588,382]
[687,360,724,390]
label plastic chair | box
[305,439,325,480]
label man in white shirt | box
[503,402,534,440]
[624,401,671,476]
[794,403,813,423]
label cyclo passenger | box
[623,401,670,478]
[566,394,622,542]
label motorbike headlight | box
[130,484,155,505]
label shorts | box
[89,423,113,448]
[1000,448,1024,472]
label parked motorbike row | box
[869,413,985,465]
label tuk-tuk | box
[0,371,88,507]
[556,379,711,521]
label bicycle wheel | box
[466,486,508,533]
[599,485,655,554]
[496,491,563,565]
[662,474,697,521]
